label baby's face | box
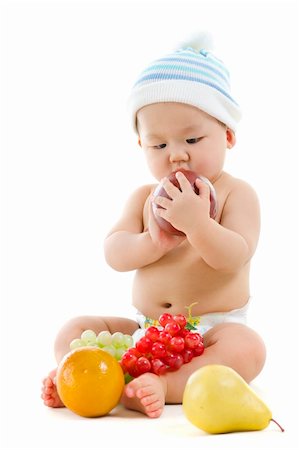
[137,102,235,183]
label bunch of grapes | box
[120,313,204,378]
[70,330,134,361]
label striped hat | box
[128,44,241,132]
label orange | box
[56,347,124,417]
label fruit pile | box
[120,313,204,378]
[70,330,134,361]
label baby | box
[42,39,266,418]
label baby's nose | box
[169,146,189,163]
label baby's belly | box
[132,261,250,319]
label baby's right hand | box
[148,197,186,253]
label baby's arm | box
[187,179,260,272]
[104,185,184,271]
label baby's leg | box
[122,323,266,416]
[41,315,139,408]
[163,322,266,403]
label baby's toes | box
[43,377,54,388]
[44,386,54,395]
[140,393,158,406]
[45,397,56,407]
[136,385,154,399]
[145,401,163,417]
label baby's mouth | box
[170,165,190,174]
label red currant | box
[192,341,205,356]
[145,326,160,342]
[173,314,187,328]
[136,356,151,375]
[181,348,194,363]
[151,358,167,375]
[159,313,174,327]
[172,353,184,371]
[126,347,141,358]
[127,365,140,378]
[120,352,138,371]
[164,321,181,336]
[158,330,172,345]
[169,336,185,353]
[177,328,189,338]
[136,336,152,353]
[184,332,201,349]
[164,352,183,370]
[151,341,167,358]
[163,351,177,368]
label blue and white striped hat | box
[128,43,241,132]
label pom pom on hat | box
[128,33,241,132]
[177,31,214,53]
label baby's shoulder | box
[217,172,258,196]
[131,183,156,200]
[125,183,156,210]
[218,172,259,215]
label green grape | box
[69,338,84,350]
[96,330,112,347]
[111,332,125,348]
[80,329,97,345]
[123,334,134,349]
[102,345,116,357]
[115,347,126,361]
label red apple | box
[152,169,217,236]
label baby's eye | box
[186,137,201,144]
[152,143,167,149]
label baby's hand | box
[153,172,212,237]
[148,197,185,253]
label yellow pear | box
[183,365,284,434]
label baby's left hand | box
[153,171,212,236]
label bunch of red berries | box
[120,312,204,378]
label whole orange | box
[56,347,124,417]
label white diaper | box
[196,300,250,334]
[132,300,250,343]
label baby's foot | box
[41,369,64,408]
[121,372,166,418]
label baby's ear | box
[226,129,236,149]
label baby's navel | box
[162,302,172,309]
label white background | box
[1,0,299,449]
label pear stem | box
[271,418,285,432]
